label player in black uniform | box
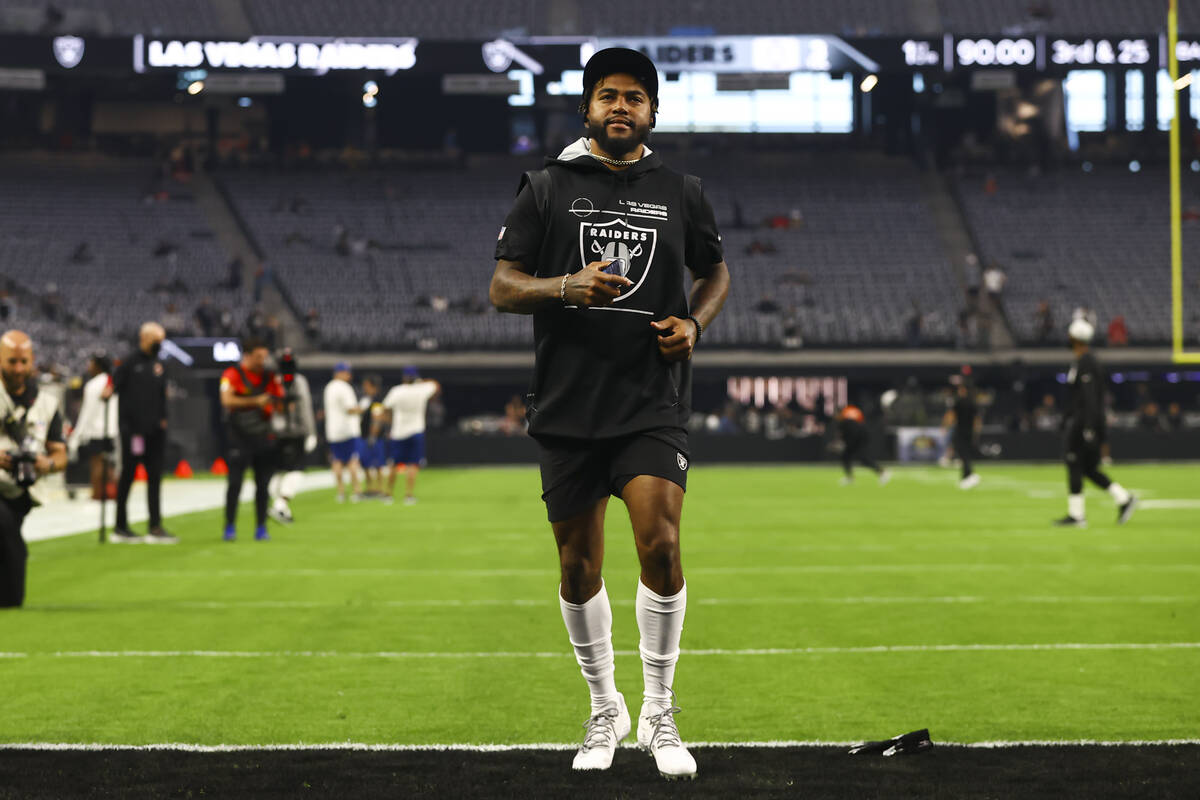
[490,48,730,780]
[945,381,981,489]
[1055,319,1137,527]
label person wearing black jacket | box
[1055,319,1136,527]
[111,321,175,543]
[490,48,730,780]
[946,381,981,489]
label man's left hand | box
[651,316,697,363]
[34,454,53,476]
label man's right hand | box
[563,261,634,307]
[255,394,272,408]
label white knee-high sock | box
[1068,493,1086,520]
[636,580,687,706]
[280,470,302,499]
[1107,482,1130,506]
[559,582,619,714]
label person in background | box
[111,322,174,544]
[1054,319,1136,527]
[1106,315,1128,346]
[837,404,890,486]
[323,361,363,503]
[359,373,388,500]
[0,331,68,608]
[268,349,317,524]
[382,367,440,505]
[68,353,118,501]
[219,337,283,541]
[944,380,982,490]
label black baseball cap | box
[581,47,659,106]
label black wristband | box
[687,314,703,342]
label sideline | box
[24,471,335,543]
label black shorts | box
[78,439,113,461]
[534,428,689,523]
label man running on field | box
[489,47,731,780]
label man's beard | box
[1,371,24,395]
[586,116,650,160]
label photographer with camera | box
[219,336,284,542]
[0,331,68,609]
[267,348,317,524]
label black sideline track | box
[1,745,1198,799]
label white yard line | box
[1,642,1197,660]
[26,595,1198,611]
[1138,499,1200,510]
[116,563,1200,578]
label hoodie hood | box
[548,137,661,176]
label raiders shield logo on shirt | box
[578,217,658,304]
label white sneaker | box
[404,496,418,506]
[839,475,853,486]
[878,469,892,486]
[335,493,346,504]
[638,699,697,780]
[959,473,981,490]
[572,695,631,771]
[380,495,395,506]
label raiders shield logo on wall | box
[578,217,658,305]
[53,36,85,69]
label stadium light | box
[186,80,204,95]
[859,73,878,92]
[1192,160,1200,172]
[1129,159,1141,172]
[362,93,377,108]
[363,80,379,96]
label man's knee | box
[558,544,602,588]
[636,520,681,576]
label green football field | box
[3,463,1197,746]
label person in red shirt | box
[219,336,284,542]
[1106,315,1128,346]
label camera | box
[279,349,296,387]
[7,437,39,488]
[3,412,39,488]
